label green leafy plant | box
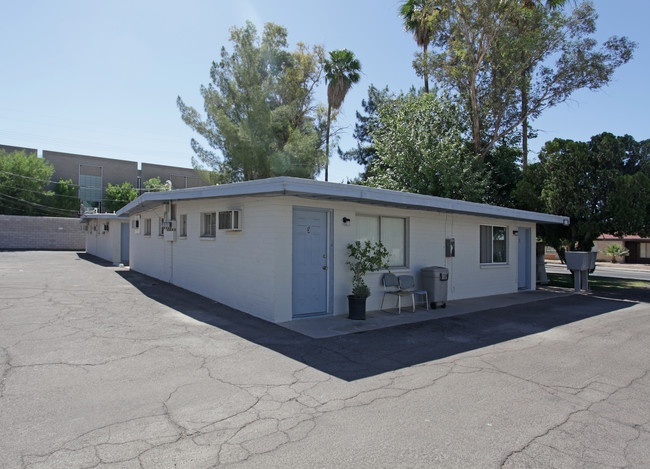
[346,240,390,298]
[601,244,630,263]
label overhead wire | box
[0,192,79,216]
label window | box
[480,225,507,264]
[79,164,103,210]
[144,218,152,236]
[357,215,406,267]
[180,214,187,237]
[640,242,650,258]
[201,212,216,238]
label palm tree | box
[400,0,438,94]
[324,49,361,181]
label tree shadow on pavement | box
[115,268,642,382]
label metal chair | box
[398,274,429,311]
[381,273,415,313]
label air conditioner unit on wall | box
[161,220,177,230]
[218,210,242,231]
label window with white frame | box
[180,214,187,237]
[201,212,216,238]
[356,215,406,267]
[144,218,152,236]
[480,225,507,264]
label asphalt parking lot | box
[1,251,649,468]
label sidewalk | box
[546,259,650,272]
[280,287,573,339]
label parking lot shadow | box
[115,268,642,382]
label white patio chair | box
[381,273,415,314]
[398,274,429,311]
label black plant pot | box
[347,295,367,320]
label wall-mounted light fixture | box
[512,230,519,236]
[342,217,351,224]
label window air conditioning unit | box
[161,220,177,230]
[218,210,242,231]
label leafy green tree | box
[324,49,361,181]
[104,182,138,213]
[365,92,488,202]
[400,0,439,93]
[514,133,650,254]
[48,179,80,213]
[0,149,54,215]
[417,0,636,159]
[177,22,326,182]
[339,85,395,176]
[143,177,170,192]
[483,143,523,207]
[511,0,568,169]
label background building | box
[37,149,208,212]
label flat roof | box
[81,213,129,222]
[117,177,569,225]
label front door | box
[292,208,328,318]
[518,227,532,290]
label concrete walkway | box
[281,287,573,338]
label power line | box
[0,192,79,216]
[0,169,170,195]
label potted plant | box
[346,240,390,320]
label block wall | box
[0,215,84,250]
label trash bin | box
[421,266,449,309]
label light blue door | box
[518,227,531,290]
[292,209,328,318]
[120,222,130,264]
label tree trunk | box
[522,83,528,171]
[469,78,482,157]
[325,103,331,182]
[423,43,429,94]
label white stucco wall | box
[128,195,537,323]
[85,219,127,265]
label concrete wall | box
[140,163,206,189]
[0,144,37,155]
[85,219,128,264]
[0,215,84,250]
[43,150,139,189]
[128,196,537,323]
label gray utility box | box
[421,266,449,309]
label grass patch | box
[547,273,650,291]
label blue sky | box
[1,0,648,183]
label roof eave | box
[116,177,569,225]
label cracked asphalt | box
[1,251,649,468]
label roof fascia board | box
[117,177,568,225]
